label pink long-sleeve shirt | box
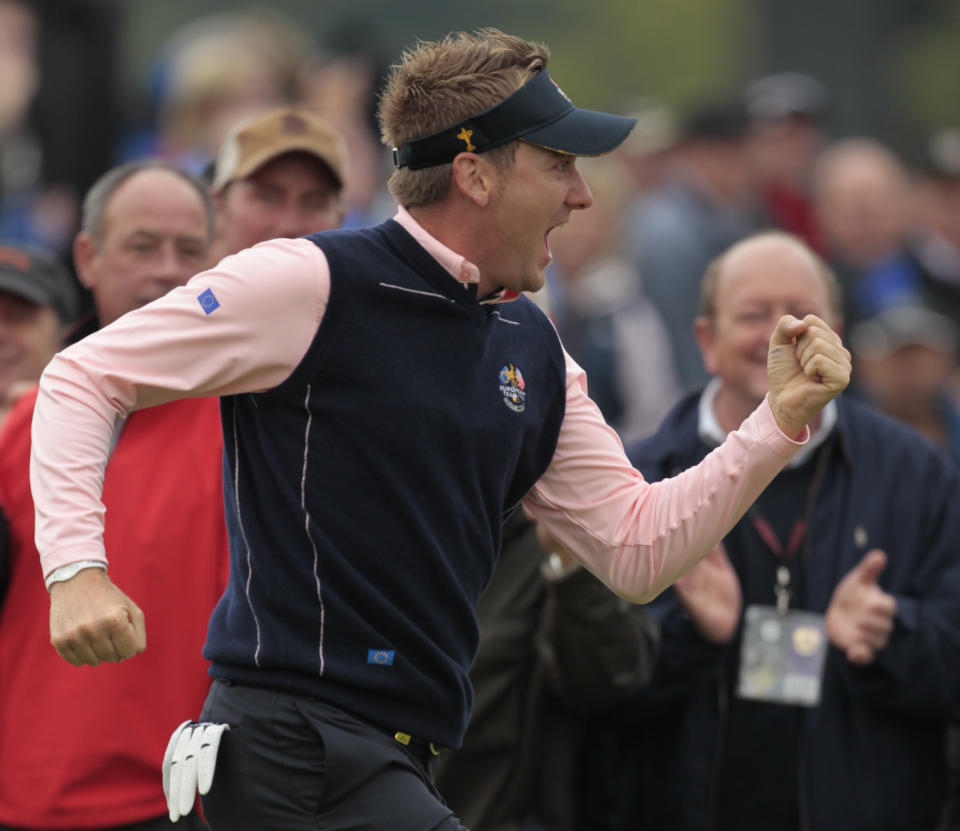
[31,208,805,603]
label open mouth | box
[544,222,563,262]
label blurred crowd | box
[3,2,960,830]
[5,2,960,448]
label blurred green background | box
[27,0,960,199]
[115,0,960,151]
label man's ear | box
[72,232,98,291]
[694,316,719,375]
[451,153,495,207]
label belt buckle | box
[394,731,441,756]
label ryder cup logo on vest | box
[499,364,526,412]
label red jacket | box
[0,389,228,828]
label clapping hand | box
[825,550,896,665]
[673,543,742,644]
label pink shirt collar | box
[393,207,520,305]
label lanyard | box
[749,514,807,562]
[746,443,832,613]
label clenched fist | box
[49,566,146,666]
[767,314,851,438]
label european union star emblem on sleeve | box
[367,649,395,666]
[197,288,220,315]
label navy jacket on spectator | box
[586,392,960,831]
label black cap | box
[392,71,636,170]
[0,244,79,322]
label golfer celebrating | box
[32,29,850,830]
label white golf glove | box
[162,719,230,822]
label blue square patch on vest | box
[367,649,395,666]
[197,288,220,315]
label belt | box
[393,730,443,756]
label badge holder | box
[737,566,827,707]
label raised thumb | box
[853,549,887,584]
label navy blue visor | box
[392,71,636,170]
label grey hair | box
[81,159,215,244]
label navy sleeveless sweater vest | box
[204,220,566,746]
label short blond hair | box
[378,28,549,208]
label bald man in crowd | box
[590,232,960,831]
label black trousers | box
[199,680,469,830]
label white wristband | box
[45,560,107,591]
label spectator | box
[850,304,960,463]
[546,97,676,334]
[124,8,308,176]
[296,20,393,228]
[0,0,78,254]
[812,137,929,327]
[0,101,352,825]
[433,510,659,831]
[208,106,348,262]
[551,156,680,442]
[590,231,960,831]
[615,97,678,198]
[744,72,828,252]
[625,96,759,388]
[912,127,960,327]
[0,243,78,425]
[0,160,223,831]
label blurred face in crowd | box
[750,115,823,187]
[696,236,837,423]
[0,0,38,130]
[212,151,343,257]
[812,142,913,268]
[918,176,960,253]
[683,135,757,207]
[857,343,956,422]
[74,169,211,326]
[548,159,623,282]
[0,290,61,405]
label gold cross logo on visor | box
[457,126,476,151]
